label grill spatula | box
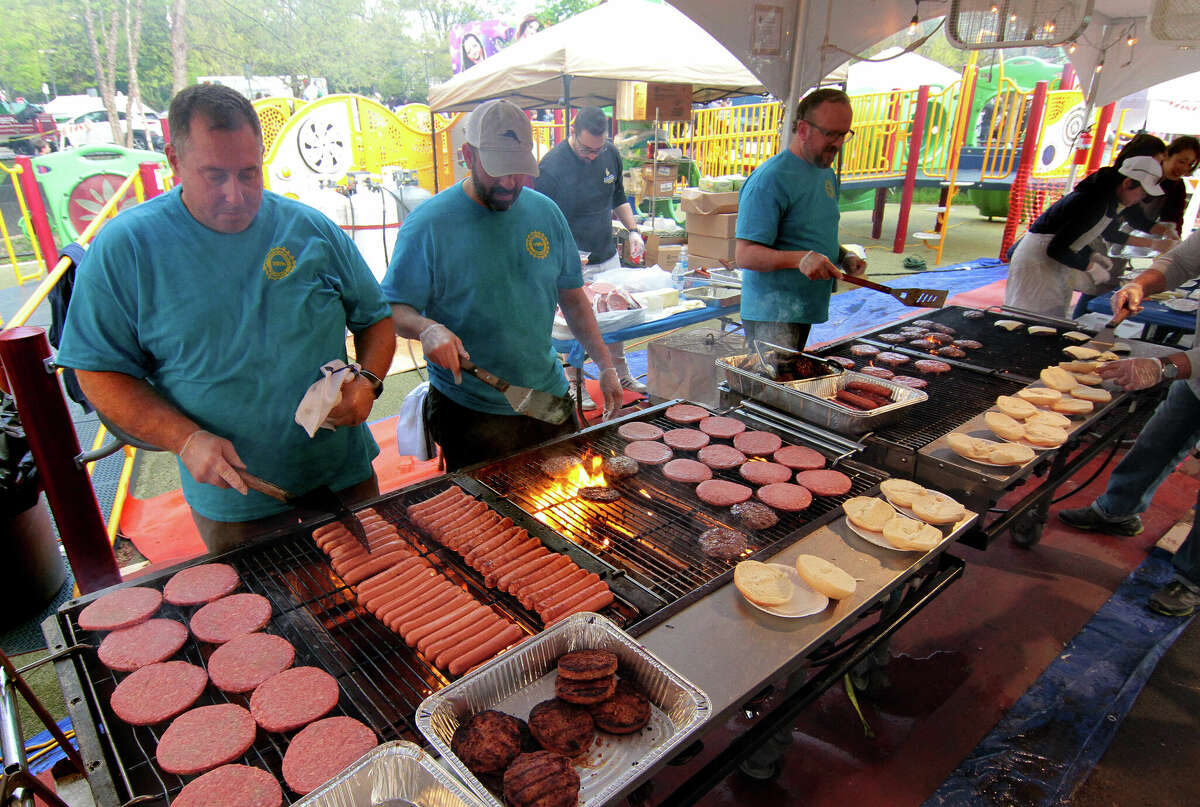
[460,358,575,425]
[238,471,370,552]
[839,275,948,308]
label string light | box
[1043,22,1056,34]
[909,0,919,35]
[990,5,998,13]
[1067,42,1077,54]
[1095,64,1103,72]
[1127,36,1138,46]
[1010,13,1018,22]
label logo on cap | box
[501,129,522,144]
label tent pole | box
[562,75,572,144]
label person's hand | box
[797,250,842,280]
[1086,253,1114,285]
[419,323,470,384]
[1111,283,1145,318]
[598,367,623,420]
[628,231,645,264]
[842,253,867,277]
[179,430,248,493]
[325,374,376,427]
[1098,357,1163,391]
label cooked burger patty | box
[590,679,652,734]
[503,751,580,807]
[450,710,524,776]
[557,649,619,680]
[527,699,596,757]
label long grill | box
[472,406,885,629]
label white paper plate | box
[741,564,829,618]
[1164,298,1200,312]
[845,516,919,551]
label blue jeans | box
[1093,380,1200,585]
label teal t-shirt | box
[381,182,583,415]
[735,149,841,323]
[57,188,391,521]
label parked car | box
[0,100,58,154]
[58,108,164,151]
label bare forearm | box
[1132,268,1168,296]
[390,303,437,340]
[735,239,804,273]
[75,370,198,453]
[558,288,614,371]
[614,202,638,232]
[352,318,396,379]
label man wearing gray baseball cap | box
[383,99,622,469]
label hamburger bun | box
[733,561,793,607]
[794,555,856,600]
[1058,360,1099,373]
[1016,387,1062,406]
[842,496,896,532]
[995,395,1037,420]
[988,442,1036,464]
[1023,422,1068,447]
[909,491,967,525]
[1052,397,1093,415]
[1072,372,1103,386]
[1063,345,1102,360]
[1040,367,1077,392]
[947,432,992,461]
[880,478,927,509]
[1026,410,1071,430]
[985,411,1026,442]
[1071,385,1112,403]
[881,516,942,551]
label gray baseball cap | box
[1118,155,1164,196]
[463,99,539,178]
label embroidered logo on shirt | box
[526,230,550,259]
[603,168,616,185]
[825,179,835,199]
[263,246,295,280]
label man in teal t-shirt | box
[383,100,621,471]
[735,88,868,352]
[56,84,395,553]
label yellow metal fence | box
[665,102,782,178]
[0,161,48,290]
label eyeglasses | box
[803,119,855,142]
[572,136,606,157]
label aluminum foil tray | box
[720,361,927,435]
[297,741,487,807]
[416,612,711,807]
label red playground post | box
[893,85,930,254]
[999,81,1049,260]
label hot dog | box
[546,588,615,626]
[529,569,589,611]
[446,625,524,675]
[434,617,506,669]
[414,604,493,653]
[538,573,601,616]
[485,547,549,587]
[427,612,503,662]
[499,553,560,594]
[518,561,582,607]
[846,380,893,399]
[835,389,879,410]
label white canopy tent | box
[844,47,961,94]
[426,0,768,112]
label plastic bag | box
[0,392,40,517]
[590,267,675,294]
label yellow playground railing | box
[4,167,155,545]
[665,101,782,178]
[0,161,48,287]
[980,79,1031,182]
[842,89,918,182]
[532,120,567,155]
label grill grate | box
[813,342,1028,450]
[471,408,885,620]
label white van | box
[59,107,165,151]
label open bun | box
[1040,367,1077,392]
[985,411,1025,441]
[1016,387,1062,406]
[881,516,941,551]
[842,496,896,532]
[880,478,927,508]
[734,561,793,607]
[995,395,1037,420]
[794,555,856,600]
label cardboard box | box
[686,212,737,239]
[638,233,685,267]
[617,81,693,121]
[680,188,739,215]
[641,162,678,180]
[653,245,683,271]
[687,252,731,270]
[687,233,736,261]
[641,178,677,198]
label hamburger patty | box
[555,673,617,705]
[590,679,652,734]
[557,649,618,680]
[503,751,580,807]
[450,710,524,776]
[527,699,595,757]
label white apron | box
[1006,212,1113,318]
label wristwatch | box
[357,368,384,398]
[1159,357,1179,381]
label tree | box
[123,0,145,147]
[535,0,599,26]
[169,0,187,95]
[82,0,123,142]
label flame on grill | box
[529,453,610,547]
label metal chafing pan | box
[719,360,928,435]
[416,612,711,807]
[296,741,487,807]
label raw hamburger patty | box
[163,563,240,606]
[794,469,853,497]
[697,444,746,470]
[756,483,813,512]
[698,527,748,559]
[78,587,162,632]
[590,679,652,734]
[696,480,753,507]
[733,431,783,456]
[664,404,710,424]
[558,649,619,680]
[698,416,746,438]
[528,699,595,757]
[208,633,296,694]
[98,618,187,672]
[601,455,639,480]
[111,661,208,726]
[190,593,272,644]
[624,440,673,465]
[891,375,928,389]
[282,716,377,795]
[738,461,792,485]
[773,445,825,470]
[731,501,779,530]
[663,458,713,484]
[250,666,339,733]
[662,428,710,451]
[170,764,282,807]
[541,456,580,478]
[504,751,580,807]
[860,366,895,380]
[617,422,663,441]
[914,359,952,374]
[156,704,257,775]
[451,710,524,776]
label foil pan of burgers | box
[416,612,710,807]
[721,364,927,435]
[296,740,487,807]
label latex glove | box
[1086,253,1114,285]
[798,250,842,281]
[179,430,248,493]
[1160,223,1180,241]
[628,231,645,263]
[842,253,868,277]
[325,374,376,427]
[420,323,470,384]
[1098,357,1163,391]
[598,367,624,420]
[1111,283,1145,317]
